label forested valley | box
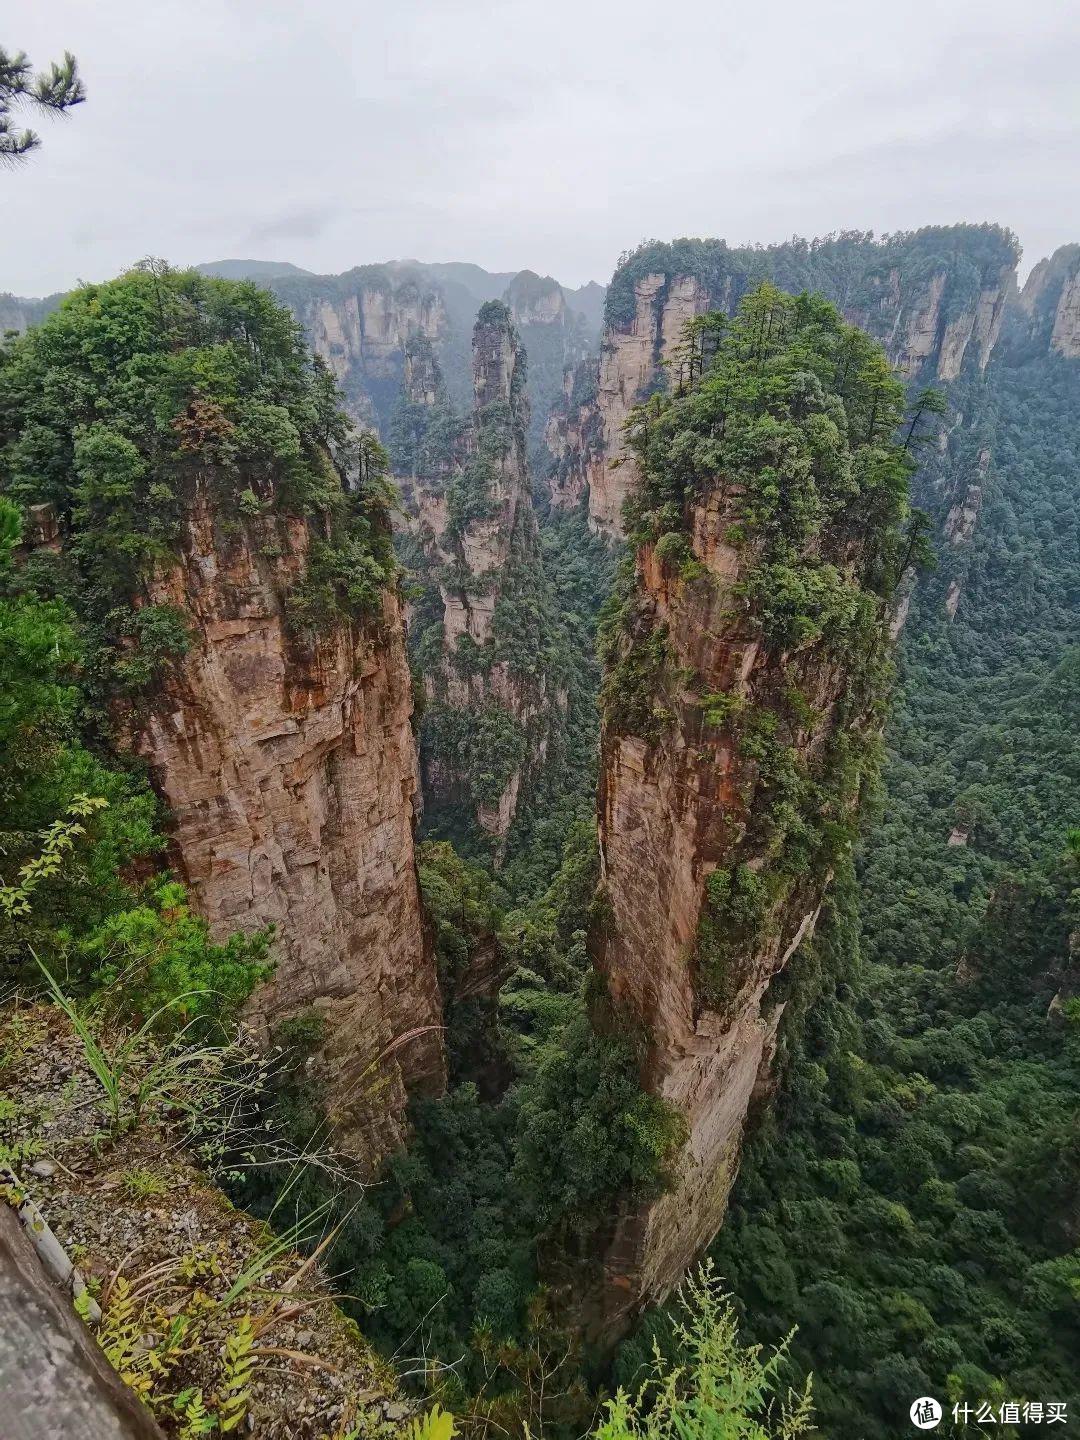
[0,210,1077,1440]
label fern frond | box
[218,1314,256,1433]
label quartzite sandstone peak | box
[1015,244,1080,358]
[579,288,910,1336]
[126,473,446,1168]
[559,227,1018,538]
[401,302,564,841]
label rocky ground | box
[0,1002,410,1439]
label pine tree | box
[1,46,84,164]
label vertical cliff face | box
[4,264,596,486]
[917,240,1080,636]
[582,286,910,1334]
[505,270,570,329]
[543,360,605,512]
[571,228,1019,537]
[130,479,445,1165]
[0,268,447,1175]
[845,260,1012,381]
[583,273,713,534]
[270,268,450,432]
[1012,245,1080,358]
[503,270,596,473]
[268,263,597,452]
[0,291,63,334]
[402,303,564,841]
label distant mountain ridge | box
[195,256,606,331]
[195,258,315,280]
[194,258,608,453]
[2,259,606,461]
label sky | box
[4,0,1080,297]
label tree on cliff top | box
[0,263,397,689]
[1,46,84,164]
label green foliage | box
[418,840,506,1084]
[695,322,1080,1438]
[0,793,107,918]
[0,45,85,163]
[35,956,250,1137]
[218,1316,256,1432]
[77,878,272,1034]
[227,806,672,1415]
[0,262,396,688]
[411,1404,457,1440]
[0,303,282,1102]
[653,530,691,568]
[494,504,616,902]
[0,535,162,977]
[602,240,1079,1440]
[423,698,528,811]
[695,865,771,1007]
[237,982,683,1385]
[600,284,913,779]
[863,352,1080,972]
[604,227,1020,342]
[490,515,569,688]
[286,530,392,636]
[601,285,913,1016]
[622,284,913,593]
[419,842,503,985]
[600,621,672,743]
[512,1010,685,1233]
[387,335,465,479]
[447,451,501,532]
[597,1262,814,1440]
[699,690,745,729]
[708,848,1080,1440]
[400,305,579,850]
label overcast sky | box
[4,0,1079,297]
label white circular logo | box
[910,1398,942,1430]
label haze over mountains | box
[1,256,605,334]
[203,257,608,341]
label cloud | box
[243,203,343,246]
[2,0,1078,294]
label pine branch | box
[0,45,85,166]
[31,51,85,112]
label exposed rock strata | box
[943,445,990,546]
[585,273,713,533]
[127,475,445,1167]
[1051,274,1080,359]
[272,270,449,431]
[503,270,596,467]
[267,264,597,445]
[401,305,563,840]
[1016,245,1080,358]
[579,293,903,1337]
[543,361,604,512]
[567,230,1018,537]
[505,270,570,328]
[585,525,860,1330]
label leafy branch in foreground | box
[0,795,108,918]
[595,1261,814,1440]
